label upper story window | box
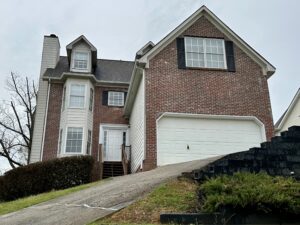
[108,91,124,106]
[184,37,226,69]
[69,84,85,108]
[73,52,89,70]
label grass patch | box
[0,179,106,216]
[92,178,198,225]
[199,172,300,215]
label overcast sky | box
[0,0,299,171]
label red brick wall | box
[143,16,274,170]
[43,83,63,161]
[91,86,129,179]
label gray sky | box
[0,0,299,171]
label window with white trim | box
[65,127,83,153]
[73,52,89,70]
[87,130,92,155]
[58,129,63,154]
[184,37,226,69]
[103,130,108,158]
[89,88,93,111]
[69,84,85,108]
[62,86,66,111]
[108,91,124,106]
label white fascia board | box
[276,89,300,130]
[43,72,130,86]
[124,63,144,117]
[139,6,275,76]
[66,35,97,51]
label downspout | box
[40,79,51,161]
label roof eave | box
[124,62,145,117]
[43,72,130,86]
[275,88,300,130]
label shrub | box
[198,172,300,215]
[0,156,94,201]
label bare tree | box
[0,73,37,168]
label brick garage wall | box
[144,16,274,170]
[43,83,63,161]
[91,86,129,179]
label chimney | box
[39,34,60,79]
[30,34,60,163]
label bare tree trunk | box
[0,73,37,169]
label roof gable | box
[66,35,97,67]
[139,5,275,77]
[66,35,97,51]
[275,88,300,130]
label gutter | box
[43,72,131,86]
[40,78,51,161]
[123,61,145,117]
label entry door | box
[104,130,123,161]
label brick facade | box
[91,86,129,179]
[43,83,63,161]
[41,16,275,176]
[143,16,274,170]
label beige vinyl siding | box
[129,73,145,172]
[58,78,94,156]
[30,36,60,163]
[276,98,300,135]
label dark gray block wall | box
[193,126,300,181]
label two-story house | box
[30,6,275,179]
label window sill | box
[68,107,86,110]
[107,105,124,108]
[185,67,229,72]
[58,153,86,157]
[70,68,90,73]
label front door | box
[104,129,124,161]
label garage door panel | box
[157,116,264,166]
[158,129,260,144]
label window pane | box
[108,91,124,106]
[70,85,85,108]
[185,37,225,69]
[65,127,83,153]
[74,52,88,70]
[89,88,93,111]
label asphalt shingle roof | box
[43,56,134,84]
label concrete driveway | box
[0,157,217,225]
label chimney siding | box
[30,36,60,163]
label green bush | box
[0,156,94,201]
[198,172,300,215]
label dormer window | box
[73,52,89,70]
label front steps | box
[102,162,124,179]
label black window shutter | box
[176,38,186,69]
[102,91,108,105]
[225,41,236,72]
[124,92,127,105]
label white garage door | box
[157,114,266,166]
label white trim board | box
[275,88,300,131]
[99,124,130,145]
